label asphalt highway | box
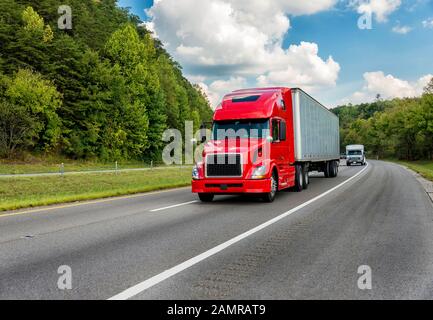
[0,160,432,299]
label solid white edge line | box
[0,187,191,219]
[149,200,199,212]
[109,162,369,300]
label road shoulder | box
[395,163,433,204]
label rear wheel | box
[329,160,338,178]
[302,164,309,189]
[198,193,214,202]
[324,162,330,178]
[293,164,303,192]
[262,171,278,202]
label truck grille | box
[206,154,242,177]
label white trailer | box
[291,88,340,177]
[291,88,340,161]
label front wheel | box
[262,171,278,202]
[198,193,214,202]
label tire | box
[198,193,214,202]
[293,164,303,192]
[302,164,309,189]
[262,171,278,202]
[329,160,338,178]
[324,162,330,178]
[347,162,351,167]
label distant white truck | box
[346,145,366,166]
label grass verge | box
[0,167,192,212]
[387,159,433,181]
[0,159,159,174]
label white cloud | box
[352,0,401,22]
[146,0,340,107]
[199,77,247,107]
[422,17,433,28]
[185,74,207,83]
[392,25,412,34]
[256,42,340,92]
[148,0,279,69]
[341,71,433,104]
[231,0,337,18]
[280,0,337,15]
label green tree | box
[157,54,181,129]
[419,94,433,159]
[0,99,39,158]
[0,0,213,161]
[424,77,433,95]
[0,69,62,155]
[22,6,44,31]
[104,24,155,159]
[21,6,53,43]
[3,69,62,150]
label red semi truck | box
[192,87,340,202]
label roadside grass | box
[0,167,192,212]
[0,158,159,174]
[388,160,433,181]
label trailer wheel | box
[262,171,278,202]
[329,160,338,178]
[324,162,330,178]
[302,164,309,189]
[198,193,214,202]
[293,164,303,192]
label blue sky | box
[118,0,152,19]
[118,0,433,107]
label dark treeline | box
[0,0,213,161]
[332,81,433,160]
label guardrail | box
[0,162,192,178]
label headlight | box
[251,165,267,179]
[192,165,200,180]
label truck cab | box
[192,88,294,203]
[346,145,366,166]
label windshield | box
[212,119,270,140]
[348,150,362,155]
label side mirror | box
[266,136,273,143]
